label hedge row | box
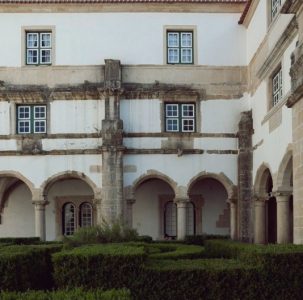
[131,259,260,300]
[0,244,62,291]
[0,237,40,245]
[52,244,146,289]
[0,289,131,300]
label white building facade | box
[0,0,300,243]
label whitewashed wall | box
[0,155,102,189]
[50,100,104,134]
[0,184,35,238]
[124,154,238,188]
[0,13,246,67]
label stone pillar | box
[32,200,48,241]
[228,199,237,240]
[126,198,136,228]
[274,192,291,244]
[238,111,253,242]
[254,197,266,244]
[93,198,102,225]
[282,1,303,244]
[175,198,188,240]
[100,59,125,225]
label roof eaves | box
[238,0,251,24]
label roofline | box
[238,0,251,24]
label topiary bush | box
[52,244,146,289]
[0,237,40,245]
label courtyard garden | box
[1,226,303,299]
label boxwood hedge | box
[0,244,62,291]
[52,244,146,289]
[0,288,131,300]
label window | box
[62,203,76,236]
[167,31,193,64]
[164,201,177,238]
[79,203,93,228]
[165,103,195,132]
[272,68,282,106]
[17,105,46,134]
[186,202,195,236]
[26,32,52,65]
[271,0,282,20]
[62,201,94,236]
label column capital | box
[174,197,190,204]
[93,198,102,205]
[271,190,292,198]
[32,200,49,207]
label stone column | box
[126,198,136,228]
[254,197,266,244]
[93,198,102,225]
[32,200,48,241]
[228,198,237,240]
[274,192,291,244]
[237,111,253,242]
[175,198,188,240]
[100,60,125,225]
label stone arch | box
[0,171,35,196]
[40,171,100,199]
[187,172,236,199]
[276,150,293,190]
[254,163,274,197]
[131,170,178,196]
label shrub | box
[0,288,131,300]
[52,244,146,289]
[63,220,139,248]
[0,244,62,291]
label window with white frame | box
[167,31,193,64]
[79,202,93,228]
[26,32,52,65]
[272,68,283,106]
[17,105,47,134]
[165,103,195,132]
[271,0,282,20]
[62,203,76,236]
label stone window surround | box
[55,195,95,238]
[10,101,51,135]
[160,94,201,134]
[267,62,283,112]
[21,25,56,67]
[267,0,283,29]
[163,25,198,65]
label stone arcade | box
[0,0,302,244]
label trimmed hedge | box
[52,244,146,289]
[0,244,62,291]
[0,289,131,300]
[205,240,303,299]
[131,259,260,300]
[0,237,40,245]
[148,243,205,260]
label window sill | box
[261,91,290,125]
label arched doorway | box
[188,177,230,236]
[133,177,175,240]
[265,172,276,243]
[0,174,35,238]
[42,172,96,240]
